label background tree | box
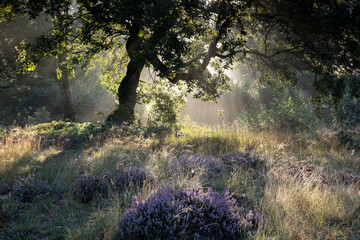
[0,0,77,122]
[0,10,59,125]
[52,5,76,121]
[0,3,112,125]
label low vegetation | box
[0,120,359,239]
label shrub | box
[27,106,51,124]
[220,151,264,170]
[115,187,260,239]
[0,179,11,195]
[141,79,186,130]
[11,175,51,203]
[0,201,11,224]
[70,175,109,203]
[203,155,226,177]
[331,86,360,128]
[71,168,154,203]
[172,155,225,177]
[0,231,41,240]
[237,86,315,131]
[172,155,202,175]
[110,167,154,191]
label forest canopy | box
[1,0,360,124]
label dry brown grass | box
[0,131,41,174]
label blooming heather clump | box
[172,155,225,177]
[70,175,109,203]
[220,151,264,170]
[203,155,225,177]
[116,187,260,239]
[240,209,261,233]
[173,155,202,175]
[71,168,154,203]
[0,230,42,240]
[11,175,51,203]
[110,167,154,191]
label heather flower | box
[172,155,225,177]
[71,167,154,203]
[116,187,260,239]
[203,155,225,177]
[11,174,51,203]
[70,175,109,203]
[220,151,264,170]
[1,230,41,240]
[110,167,154,191]
[172,155,203,175]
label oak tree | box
[2,0,360,124]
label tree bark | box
[106,57,144,124]
[58,52,76,122]
[106,21,144,124]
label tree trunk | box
[58,52,76,122]
[106,21,144,124]
[53,9,76,122]
[106,57,144,124]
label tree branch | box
[243,46,299,59]
[148,16,232,84]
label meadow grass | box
[0,122,359,239]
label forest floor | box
[0,121,359,239]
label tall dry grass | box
[0,131,41,175]
[1,122,359,239]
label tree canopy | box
[1,0,360,124]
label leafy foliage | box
[139,77,187,128]
[97,49,128,97]
[237,83,315,131]
[116,187,260,239]
[5,0,359,124]
[331,84,360,128]
[29,121,103,139]
[27,106,51,124]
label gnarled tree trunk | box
[106,57,144,124]
[106,23,144,124]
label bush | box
[27,106,51,125]
[237,86,314,131]
[0,201,11,224]
[203,155,226,177]
[11,175,51,203]
[0,230,42,240]
[171,155,225,177]
[115,187,260,239]
[110,167,154,191]
[71,175,109,203]
[71,168,154,203]
[331,87,360,128]
[220,151,264,170]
